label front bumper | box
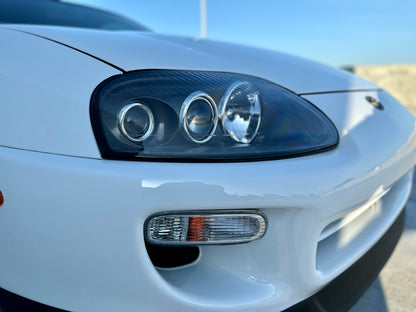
[1,208,405,312]
[284,207,405,312]
[0,90,415,311]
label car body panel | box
[0,89,414,311]
[0,28,120,158]
[2,25,378,94]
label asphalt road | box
[351,172,416,311]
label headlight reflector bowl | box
[219,81,261,144]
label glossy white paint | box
[0,28,120,158]
[0,23,415,311]
[2,25,377,94]
[0,88,414,310]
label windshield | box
[0,0,149,31]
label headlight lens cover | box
[91,70,338,161]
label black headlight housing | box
[90,70,339,161]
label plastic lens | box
[92,70,339,161]
[146,211,267,246]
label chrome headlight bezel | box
[90,70,339,162]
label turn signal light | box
[145,210,267,246]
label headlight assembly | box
[91,70,338,161]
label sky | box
[69,0,416,67]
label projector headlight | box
[91,70,338,161]
[180,91,218,143]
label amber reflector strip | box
[187,217,205,241]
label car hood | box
[4,25,378,94]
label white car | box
[0,1,415,312]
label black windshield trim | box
[0,0,150,32]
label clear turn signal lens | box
[145,211,267,246]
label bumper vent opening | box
[145,241,199,268]
[316,170,413,276]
